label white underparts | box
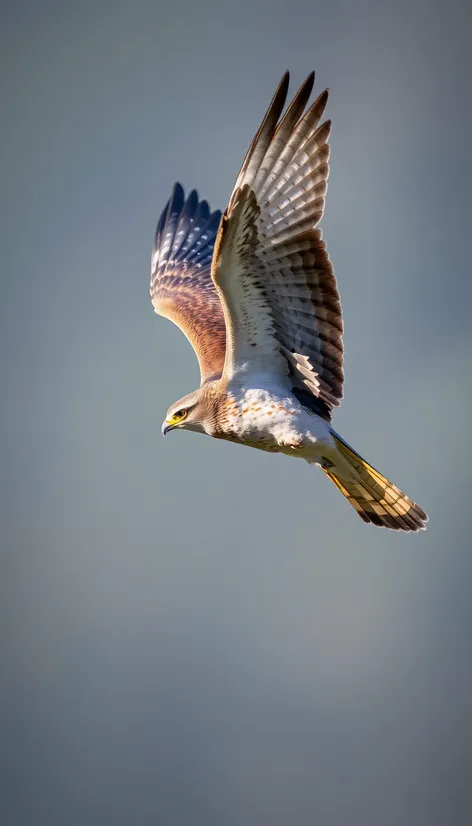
[224,384,334,457]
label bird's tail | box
[321,431,427,531]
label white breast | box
[225,377,333,455]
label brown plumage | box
[150,187,226,384]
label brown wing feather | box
[212,73,344,414]
[150,184,226,385]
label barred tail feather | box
[323,432,428,531]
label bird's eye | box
[174,410,186,420]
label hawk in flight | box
[150,72,427,531]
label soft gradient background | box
[2,1,471,824]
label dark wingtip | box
[278,71,290,99]
[170,182,185,211]
[304,70,316,95]
[324,118,333,134]
[309,88,330,121]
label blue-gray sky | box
[2,1,471,824]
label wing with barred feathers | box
[150,183,225,385]
[212,72,343,418]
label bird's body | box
[205,375,334,457]
[150,71,428,531]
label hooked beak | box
[161,421,171,437]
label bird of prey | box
[150,71,427,531]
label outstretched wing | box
[151,183,226,384]
[212,72,344,417]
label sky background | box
[2,0,471,824]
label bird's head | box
[161,388,209,436]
